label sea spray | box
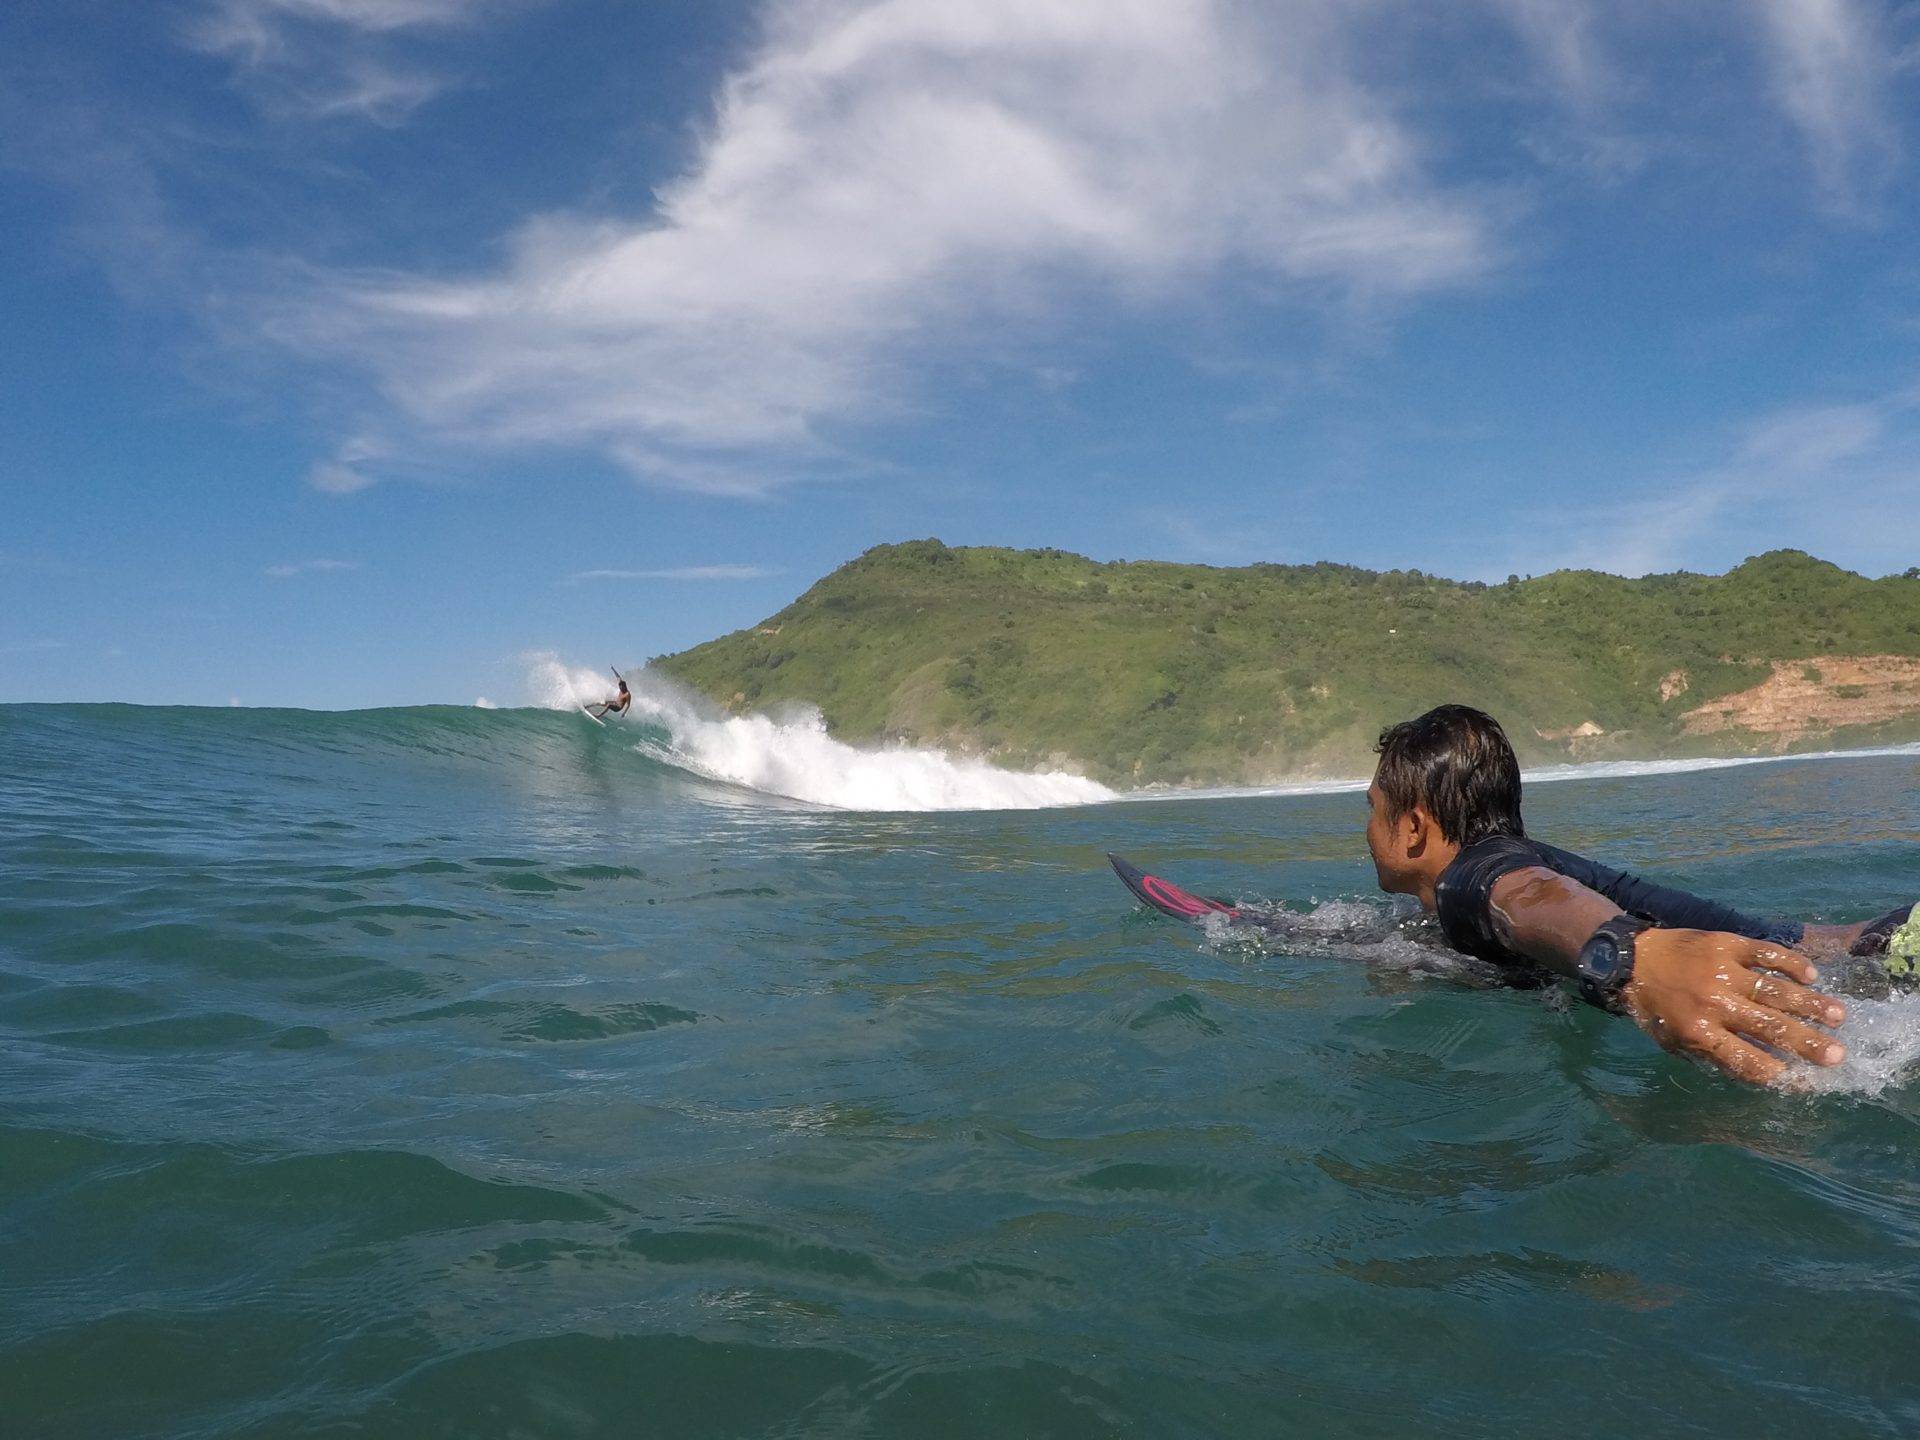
[1793,994,1920,1097]
[524,653,1114,812]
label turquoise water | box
[3,702,1919,1438]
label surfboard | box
[1110,854,1454,966]
[579,705,605,727]
[1108,853,1241,922]
[1109,853,1297,937]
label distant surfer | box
[1364,704,1919,1085]
[586,670,631,721]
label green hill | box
[654,542,1920,785]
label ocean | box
[3,685,1919,1439]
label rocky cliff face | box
[1683,656,1920,747]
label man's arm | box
[1488,867,1847,1085]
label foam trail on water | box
[1195,897,1508,984]
[1130,741,1920,804]
[1522,742,1920,785]
[525,655,1113,812]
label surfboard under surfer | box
[1363,704,1919,1085]
[586,670,631,721]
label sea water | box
[2,693,1918,1438]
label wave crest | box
[523,654,1113,813]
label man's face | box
[1364,777,1411,894]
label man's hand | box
[1621,929,1847,1085]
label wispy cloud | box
[1735,399,1888,471]
[296,0,1495,495]
[27,0,1905,521]
[263,557,362,578]
[305,435,389,495]
[1488,0,1607,105]
[1756,0,1903,210]
[1522,384,1920,576]
[566,565,780,583]
[184,0,518,123]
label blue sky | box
[3,0,1919,707]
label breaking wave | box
[523,655,1114,813]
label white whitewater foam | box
[1196,896,1506,984]
[1522,742,1920,786]
[524,654,1113,813]
[1197,898,1919,1094]
[1792,994,1920,1098]
[1132,741,1920,804]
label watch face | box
[1584,937,1620,981]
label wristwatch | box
[1575,914,1653,1013]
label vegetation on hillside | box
[654,542,1920,784]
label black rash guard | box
[1433,833,1805,974]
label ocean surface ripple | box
[2,702,1918,1438]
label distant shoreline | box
[657,541,1920,786]
[1116,739,1920,805]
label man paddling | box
[1365,704,1919,1085]
[586,669,631,721]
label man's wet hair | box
[1373,704,1524,846]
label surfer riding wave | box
[585,669,631,721]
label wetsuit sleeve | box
[1529,842,1803,946]
[1433,835,1548,966]
[1433,835,1805,970]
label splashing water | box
[1194,896,1920,1089]
[1793,994,1920,1097]
[1197,896,1508,985]
[524,654,1114,812]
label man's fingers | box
[1702,1030,1787,1086]
[1741,946,1818,985]
[1749,973,1846,1028]
[1727,1002,1846,1067]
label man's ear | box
[1403,806,1430,860]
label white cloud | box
[1545,483,1739,577]
[1736,400,1886,471]
[305,435,389,494]
[297,0,1494,494]
[1522,384,1920,576]
[308,460,378,494]
[263,557,362,578]
[135,0,1911,509]
[567,565,781,582]
[185,0,512,122]
[1487,0,1607,104]
[1756,0,1902,208]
